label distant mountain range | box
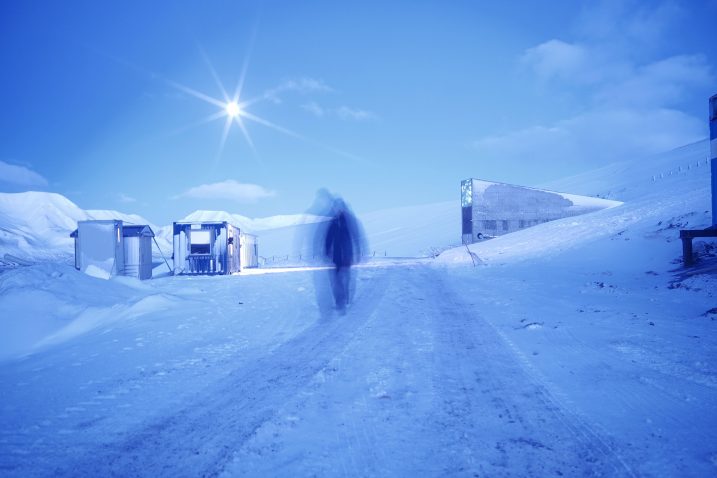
[0,139,710,263]
[0,193,328,262]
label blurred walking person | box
[322,198,365,313]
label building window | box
[519,220,525,228]
[191,244,210,254]
[483,220,497,230]
[502,220,509,231]
[461,180,473,207]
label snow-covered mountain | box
[0,194,333,263]
[0,192,162,262]
[0,139,712,264]
[180,210,328,232]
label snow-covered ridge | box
[85,210,159,229]
[0,192,161,261]
[540,139,711,201]
[439,139,712,265]
[181,210,328,232]
[0,139,711,263]
[0,194,333,262]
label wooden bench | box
[680,227,717,266]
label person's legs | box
[341,266,351,306]
[329,266,342,310]
[333,266,349,311]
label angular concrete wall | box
[461,179,621,244]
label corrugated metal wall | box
[122,235,153,280]
[140,236,153,280]
[240,234,259,270]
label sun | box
[225,101,241,118]
[161,49,359,162]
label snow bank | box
[0,263,161,360]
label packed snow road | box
[0,262,714,476]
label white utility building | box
[172,221,258,275]
[71,220,155,280]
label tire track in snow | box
[428,267,638,477]
[55,268,391,478]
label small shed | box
[121,225,155,280]
[172,221,258,275]
[71,220,155,280]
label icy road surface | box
[1,262,716,477]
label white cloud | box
[0,160,48,188]
[301,102,377,121]
[474,108,704,169]
[302,101,326,117]
[575,0,683,48]
[595,54,712,108]
[175,180,276,203]
[478,0,713,177]
[521,1,708,92]
[285,78,333,93]
[264,78,376,122]
[264,77,333,104]
[336,106,377,121]
[521,40,589,82]
[118,193,137,203]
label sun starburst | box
[225,101,241,118]
[162,47,361,164]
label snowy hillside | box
[0,192,163,263]
[0,140,716,476]
[540,139,711,201]
[1,139,709,266]
[358,200,462,257]
[181,210,328,232]
[439,139,712,266]
[85,210,159,229]
[257,200,462,263]
[0,192,84,260]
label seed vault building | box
[460,179,621,244]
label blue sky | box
[1,0,716,224]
